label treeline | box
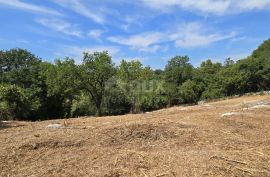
[0,39,270,121]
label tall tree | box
[193,59,224,100]
[117,60,154,113]
[80,51,115,116]
[42,58,80,118]
[0,49,43,119]
[250,39,270,90]
[164,56,193,105]
[164,56,193,85]
[0,48,41,87]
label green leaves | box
[163,56,194,105]
[1,38,270,120]
[0,49,43,120]
[81,51,116,116]
[179,80,202,104]
[164,56,193,85]
[116,60,161,113]
[45,58,79,97]
[0,84,29,119]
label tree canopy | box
[1,39,270,120]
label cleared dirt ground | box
[1,95,270,177]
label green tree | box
[0,48,42,87]
[101,78,130,115]
[194,59,224,100]
[139,80,167,112]
[117,60,155,113]
[0,84,30,120]
[164,56,193,105]
[224,58,235,67]
[164,56,193,85]
[252,39,270,59]
[43,58,80,118]
[80,51,116,116]
[250,39,270,90]
[0,49,43,119]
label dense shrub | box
[71,93,97,117]
[0,84,29,119]
[179,80,203,104]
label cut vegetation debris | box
[1,95,270,177]
[251,105,270,109]
[46,124,62,129]
[221,112,239,117]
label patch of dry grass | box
[0,95,270,177]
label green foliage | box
[179,80,203,104]
[101,78,130,115]
[0,49,43,120]
[0,84,30,119]
[164,56,193,85]
[0,49,41,81]
[200,59,222,75]
[224,58,235,67]
[193,59,225,100]
[201,86,225,100]
[71,93,96,117]
[81,51,116,116]
[46,58,80,97]
[252,39,270,59]
[42,58,80,118]
[163,56,194,106]
[163,82,180,106]
[117,60,156,113]
[1,38,270,120]
[139,85,168,112]
[219,67,243,96]
[0,102,11,121]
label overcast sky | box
[1,0,270,68]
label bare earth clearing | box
[1,95,270,177]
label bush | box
[179,80,202,104]
[0,84,30,119]
[139,93,168,112]
[0,102,12,121]
[71,93,97,117]
[101,84,130,115]
[201,87,225,100]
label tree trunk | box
[96,107,101,117]
[130,96,135,114]
[95,99,102,117]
